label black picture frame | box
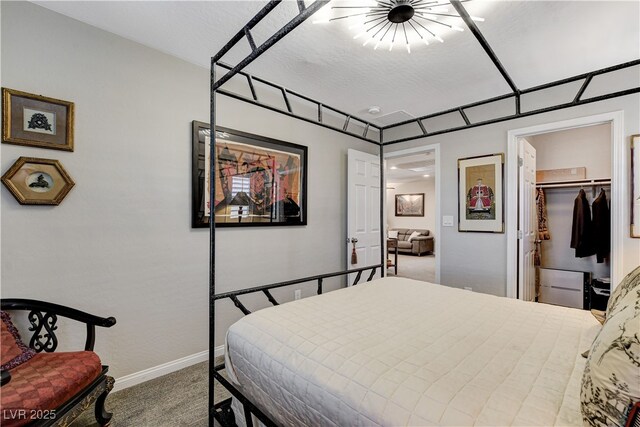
[191,121,308,228]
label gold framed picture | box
[1,157,75,205]
[458,153,504,233]
[2,88,74,151]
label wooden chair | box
[1,299,116,426]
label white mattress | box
[225,277,600,426]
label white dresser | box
[538,268,590,309]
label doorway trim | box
[383,143,441,284]
[506,111,625,299]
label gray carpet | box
[387,253,436,283]
[71,358,228,427]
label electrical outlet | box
[464,287,473,291]
[294,289,301,300]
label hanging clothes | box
[570,189,596,258]
[534,188,550,300]
[536,188,551,241]
[592,188,610,263]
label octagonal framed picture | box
[1,157,75,205]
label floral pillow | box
[1,311,35,371]
[581,294,640,427]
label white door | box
[518,138,537,301]
[347,149,382,285]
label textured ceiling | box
[34,1,640,125]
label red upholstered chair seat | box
[1,351,102,427]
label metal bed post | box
[208,59,217,427]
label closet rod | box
[536,178,611,189]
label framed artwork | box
[2,88,74,151]
[395,193,424,217]
[192,121,307,228]
[632,135,640,238]
[458,153,504,233]
[1,157,75,205]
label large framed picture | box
[632,134,640,238]
[192,121,307,228]
[2,88,74,151]
[1,157,75,205]
[458,153,504,233]
[395,193,424,217]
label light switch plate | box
[443,215,454,227]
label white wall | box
[386,95,640,297]
[0,2,378,378]
[529,124,612,279]
[530,124,612,180]
[387,178,436,244]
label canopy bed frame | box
[208,1,640,425]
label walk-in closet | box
[529,123,612,310]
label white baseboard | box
[112,345,225,393]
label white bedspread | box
[225,277,600,426]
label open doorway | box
[508,112,625,310]
[385,149,438,283]
[527,124,612,310]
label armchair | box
[1,299,116,426]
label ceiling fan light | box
[329,0,477,53]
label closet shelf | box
[536,178,611,189]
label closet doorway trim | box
[506,110,625,298]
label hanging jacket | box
[570,189,596,258]
[592,188,610,263]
